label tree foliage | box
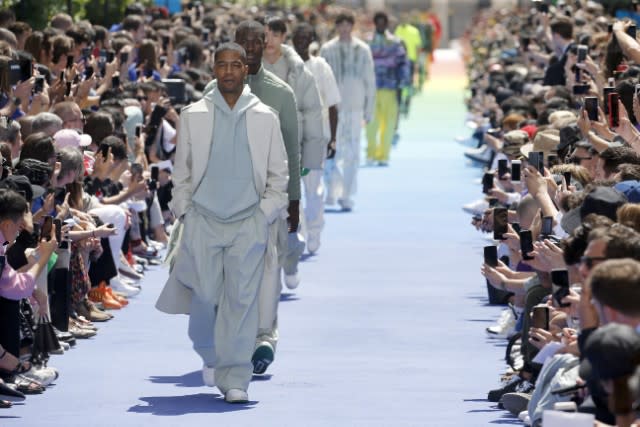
[7,0,153,30]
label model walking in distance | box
[292,22,341,255]
[320,12,376,211]
[365,11,411,167]
[156,42,288,404]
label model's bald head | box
[234,20,265,75]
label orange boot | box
[88,282,123,310]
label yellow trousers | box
[366,89,398,163]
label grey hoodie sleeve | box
[297,67,326,170]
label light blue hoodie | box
[192,86,261,223]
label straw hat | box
[520,128,561,158]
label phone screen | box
[603,86,615,115]
[627,25,637,40]
[572,84,589,95]
[483,245,498,267]
[120,51,129,64]
[584,96,598,121]
[8,60,21,85]
[41,216,53,241]
[511,161,521,182]
[493,208,508,241]
[54,218,62,247]
[551,269,571,307]
[563,171,572,187]
[34,76,44,94]
[151,165,159,181]
[541,216,554,237]
[609,92,620,128]
[498,159,509,180]
[577,45,588,63]
[66,55,74,70]
[482,172,494,194]
[100,143,109,159]
[531,305,549,330]
[19,59,32,82]
[520,230,534,260]
[528,151,544,174]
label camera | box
[162,78,187,104]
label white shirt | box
[305,56,341,142]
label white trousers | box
[88,204,128,271]
[324,110,364,209]
[185,207,267,393]
[302,169,324,243]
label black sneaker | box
[487,374,522,402]
[252,342,274,375]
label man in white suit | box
[155,43,288,404]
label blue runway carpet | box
[3,50,510,426]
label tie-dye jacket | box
[367,31,411,90]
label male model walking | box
[365,11,411,166]
[292,22,341,254]
[156,42,288,403]
[320,12,376,211]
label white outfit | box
[88,204,128,271]
[156,86,289,394]
[302,55,341,248]
[320,37,376,209]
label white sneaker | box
[284,273,300,290]
[22,366,59,387]
[110,277,141,297]
[202,365,215,387]
[464,145,492,163]
[224,389,248,403]
[147,239,167,250]
[119,275,141,287]
[462,198,489,216]
[486,307,516,339]
[307,235,320,254]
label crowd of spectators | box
[0,0,441,410]
[462,1,640,425]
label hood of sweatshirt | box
[206,84,260,122]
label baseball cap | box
[0,174,45,202]
[615,180,640,203]
[53,129,92,149]
[579,323,640,382]
[561,186,628,234]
